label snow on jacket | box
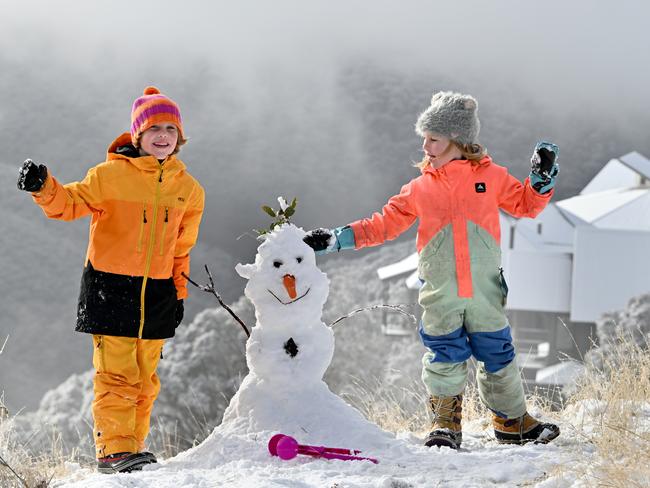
[349,156,552,298]
[32,132,205,339]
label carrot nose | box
[283,274,297,299]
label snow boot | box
[139,451,157,463]
[97,451,157,474]
[424,394,463,449]
[492,412,560,445]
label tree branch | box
[182,266,251,338]
[328,304,417,328]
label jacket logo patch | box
[475,182,487,193]
[177,197,186,202]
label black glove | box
[175,299,184,326]
[17,159,48,192]
[303,228,333,252]
[536,147,557,175]
[529,141,560,194]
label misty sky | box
[2,0,649,115]
[2,0,650,411]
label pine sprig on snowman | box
[257,196,298,235]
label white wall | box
[570,226,650,322]
[504,250,572,313]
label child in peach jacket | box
[304,90,560,449]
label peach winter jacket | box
[349,156,552,298]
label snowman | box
[213,222,394,450]
[234,224,333,384]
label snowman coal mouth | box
[267,288,311,305]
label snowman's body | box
[233,224,334,383]
[213,224,393,449]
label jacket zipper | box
[137,205,147,253]
[138,167,164,338]
[159,207,168,256]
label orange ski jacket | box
[349,156,552,298]
[32,133,204,338]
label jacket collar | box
[106,132,187,173]
[421,155,492,175]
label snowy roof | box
[376,252,418,280]
[405,272,422,289]
[580,151,650,195]
[556,188,650,230]
[620,151,650,180]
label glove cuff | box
[529,172,555,194]
[333,226,356,250]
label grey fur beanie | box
[415,90,480,145]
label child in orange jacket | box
[17,86,205,473]
[304,90,560,449]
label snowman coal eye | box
[273,260,283,268]
[296,257,303,263]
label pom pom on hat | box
[131,86,184,146]
[415,90,480,145]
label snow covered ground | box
[30,224,650,488]
[49,225,600,488]
[51,399,650,487]
[51,417,586,488]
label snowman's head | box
[236,224,329,322]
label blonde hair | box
[415,141,487,170]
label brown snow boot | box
[492,412,560,445]
[424,394,463,449]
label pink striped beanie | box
[130,86,184,146]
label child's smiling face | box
[139,123,179,160]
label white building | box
[377,151,650,385]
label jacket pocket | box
[475,225,496,251]
[137,204,147,253]
[498,267,509,306]
[419,227,448,259]
[159,207,168,256]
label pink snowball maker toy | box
[268,434,379,464]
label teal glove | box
[303,226,355,255]
[529,141,560,194]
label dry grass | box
[346,333,650,487]
[342,369,496,437]
[0,414,77,488]
[559,331,650,487]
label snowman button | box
[284,338,299,358]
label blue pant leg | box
[468,326,526,418]
[420,324,472,397]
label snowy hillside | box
[47,226,650,487]
[52,423,578,488]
